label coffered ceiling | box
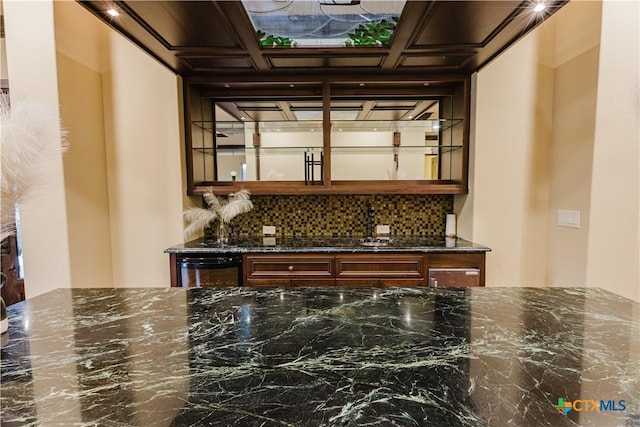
[78,0,568,82]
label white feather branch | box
[183,207,219,240]
[182,189,253,239]
[220,190,253,223]
[1,94,68,240]
[203,187,222,213]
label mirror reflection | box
[191,96,463,184]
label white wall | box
[55,1,184,287]
[101,31,184,286]
[460,22,554,287]
[4,0,185,293]
[461,0,640,301]
[585,0,639,301]
[246,127,430,181]
[3,0,72,297]
[546,1,601,287]
[55,1,114,287]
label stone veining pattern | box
[1,287,639,426]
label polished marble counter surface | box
[1,287,638,426]
[165,236,491,254]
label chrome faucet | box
[365,204,374,240]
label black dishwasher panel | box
[178,255,243,287]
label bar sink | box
[358,238,392,247]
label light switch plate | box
[262,225,276,235]
[557,210,581,229]
[262,236,277,246]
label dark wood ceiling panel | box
[400,54,473,68]
[268,55,384,68]
[77,0,568,78]
[179,56,254,70]
[465,1,569,70]
[124,1,240,48]
[412,1,522,47]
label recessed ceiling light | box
[359,83,365,87]
[408,115,413,119]
[106,8,119,17]
[240,116,246,120]
[533,2,546,12]
[224,84,231,88]
[423,82,430,86]
[289,84,295,88]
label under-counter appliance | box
[428,268,480,288]
[177,255,242,287]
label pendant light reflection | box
[533,2,546,13]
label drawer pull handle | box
[288,265,294,271]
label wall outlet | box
[262,236,277,246]
[557,210,581,229]
[376,225,390,235]
[262,225,276,235]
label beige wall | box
[459,23,554,287]
[585,0,639,301]
[100,31,184,286]
[546,1,602,287]
[55,0,185,287]
[57,51,114,287]
[3,0,73,297]
[546,46,599,286]
[54,1,114,287]
[4,0,185,293]
[460,0,640,301]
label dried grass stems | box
[183,189,253,239]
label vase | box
[217,222,229,245]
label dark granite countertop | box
[165,236,491,254]
[1,286,638,426]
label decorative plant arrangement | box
[0,93,68,240]
[257,30,298,47]
[183,189,253,243]
[344,17,398,47]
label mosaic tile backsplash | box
[213,194,453,238]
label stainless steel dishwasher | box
[428,267,480,288]
[177,255,243,287]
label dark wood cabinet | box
[335,254,425,287]
[184,78,470,196]
[244,254,335,286]
[1,236,25,306]
[241,252,485,287]
[426,253,486,287]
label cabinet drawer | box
[426,253,486,286]
[245,255,334,281]
[428,268,480,288]
[335,254,425,279]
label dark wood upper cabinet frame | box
[184,75,470,196]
